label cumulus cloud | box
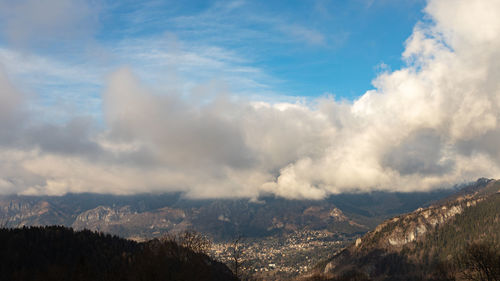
[103,68,255,169]
[1,0,500,199]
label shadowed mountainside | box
[0,226,237,281]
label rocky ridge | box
[309,178,500,280]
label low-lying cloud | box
[1,0,500,199]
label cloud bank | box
[1,0,500,199]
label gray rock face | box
[352,197,480,250]
[72,205,188,238]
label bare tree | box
[161,230,212,255]
[0,216,11,228]
[231,235,242,279]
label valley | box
[0,179,498,280]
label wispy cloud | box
[278,24,326,46]
[109,35,277,97]
[0,48,102,86]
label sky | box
[1,0,500,199]
[0,0,426,109]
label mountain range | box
[0,189,455,241]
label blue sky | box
[0,0,426,114]
[100,0,426,98]
[8,0,500,198]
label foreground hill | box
[305,178,500,281]
[0,226,237,281]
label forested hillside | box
[305,179,500,281]
[0,226,237,281]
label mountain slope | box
[307,179,500,281]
